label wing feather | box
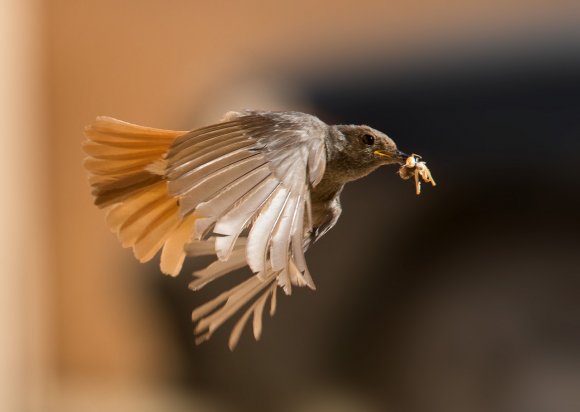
[252,291,269,341]
[194,273,275,335]
[308,141,326,185]
[168,121,241,155]
[164,111,328,347]
[269,195,299,271]
[193,166,271,238]
[170,149,260,195]
[188,243,247,291]
[169,129,246,166]
[246,187,290,273]
[213,177,279,260]
[168,139,254,179]
[171,156,268,214]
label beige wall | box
[0,0,48,411]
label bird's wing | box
[165,111,327,348]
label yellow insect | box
[398,154,436,195]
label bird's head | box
[329,124,408,182]
[336,124,407,165]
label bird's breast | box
[309,183,344,243]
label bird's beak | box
[395,149,409,164]
[373,149,409,164]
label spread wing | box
[165,110,328,348]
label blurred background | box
[3,0,580,411]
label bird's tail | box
[83,117,196,275]
[84,117,286,349]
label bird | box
[83,110,414,349]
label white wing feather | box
[246,186,290,273]
[165,111,327,347]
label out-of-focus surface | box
[3,0,580,411]
[0,1,48,411]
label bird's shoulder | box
[222,110,328,137]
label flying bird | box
[83,110,434,349]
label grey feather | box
[168,121,241,156]
[168,137,253,179]
[170,148,258,196]
[172,155,267,215]
[188,246,247,291]
[194,165,271,222]
[168,130,247,168]
[269,195,299,272]
[195,273,275,335]
[214,177,279,260]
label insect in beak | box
[398,153,436,195]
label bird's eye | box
[362,134,375,145]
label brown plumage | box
[83,117,193,272]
